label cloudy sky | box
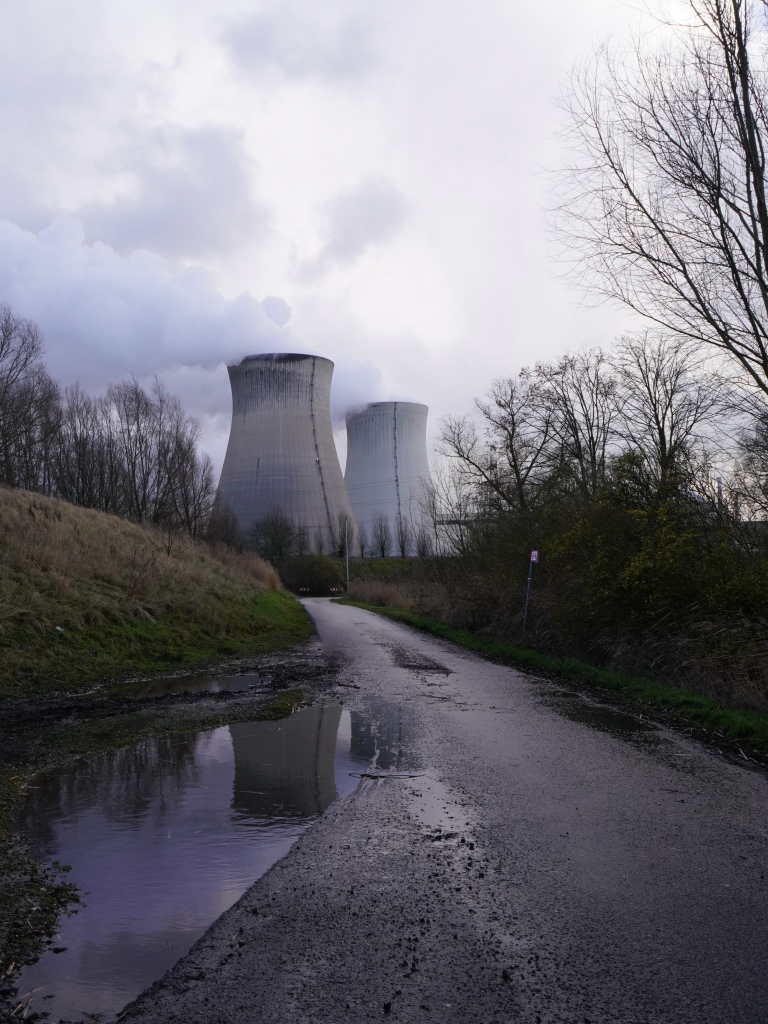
[0,0,645,471]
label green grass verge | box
[1,589,313,701]
[339,600,768,756]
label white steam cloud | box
[0,217,293,391]
[0,216,407,474]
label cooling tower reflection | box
[230,701,342,820]
[15,700,368,1023]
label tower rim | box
[235,352,334,368]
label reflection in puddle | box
[108,672,270,699]
[15,701,369,1022]
[349,698,420,772]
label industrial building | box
[217,353,354,549]
[344,401,431,555]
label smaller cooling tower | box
[217,353,354,549]
[345,402,431,555]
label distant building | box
[217,353,354,550]
[345,401,431,555]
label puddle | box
[348,697,421,772]
[539,690,660,741]
[14,701,370,1022]
[106,672,270,699]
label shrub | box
[279,554,346,597]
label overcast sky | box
[0,0,645,471]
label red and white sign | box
[530,550,539,562]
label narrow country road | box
[123,599,768,1024]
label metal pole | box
[522,554,535,635]
[344,516,350,592]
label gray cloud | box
[79,126,267,260]
[0,217,291,395]
[222,5,377,80]
[299,177,409,279]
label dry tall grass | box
[0,486,302,697]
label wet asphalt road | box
[123,599,768,1024]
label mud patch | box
[384,644,453,675]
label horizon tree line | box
[0,302,217,543]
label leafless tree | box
[0,304,60,489]
[0,304,44,409]
[438,370,553,514]
[105,377,213,533]
[414,526,433,558]
[55,386,123,512]
[5,370,60,492]
[356,522,368,558]
[535,349,618,502]
[249,506,302,565]
[395,515,413,557]
[558,0,768,397]
[418,463,476,556]
[205,493,245,551]
[611,332,729,494]
[371,511,392,558]
[329,511,354,559]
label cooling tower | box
[217,353,354,548]
[344,401,431,555]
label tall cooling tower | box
[345,401,431,554]
[217,353,354,547]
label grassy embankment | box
[340,556,768,760]
[0,486,312,700]
[0,486,315,994]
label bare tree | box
[5,369,60,492]
[414,525,433,558]
[249,506,302,565]
[356,522,368,558]
[559,0,768,396]
[104,376,213,533]
[0,304,44,409]
[438,370,553,514]
[395,515,413,557]
[329,511,354,559]
[371,511,392,558]
[205,493,245,551]
[535,349,618,503]
[0,304,60,489]
[612,332,728,494]
[55,386,123,512]
[418,463,476,557]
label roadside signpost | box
[523,550,539,635]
